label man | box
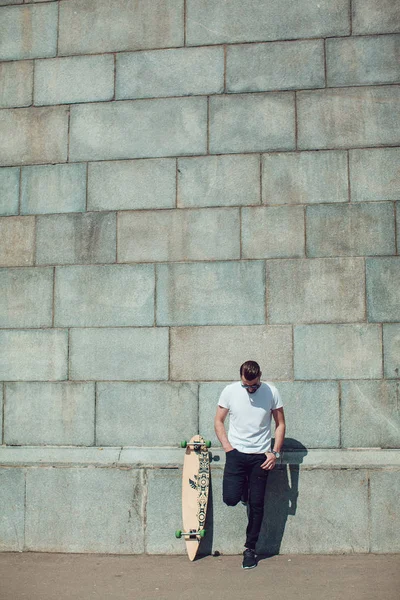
[214,360,285,569]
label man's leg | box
[222,449,247,506]
[245,455,269,551]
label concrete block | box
[366,258,400,322]
[349,148,400,202]
[242,206,305,259]
[116,46,224,100]
[210,93,295,154]
[59,0,184,55]
[156,261,265,326]
[277,382,339,448]
[370,471,400,552]
[0,267,53,328]
[0,329,68,381]
[298,86,400,150]
[4,382,95,446]
[199,382,231,447]
[0,385,2,443]
[69,97,207,162]
[327,35,400,87]
[96,382,198,446]
[36,213,116,265]
[398,203,400,253]
[341,381,400,448]
[118,208,240,263]
[146,470,184,554]
[227,40,325,93]
[294,325,382,380]
[170,325,293,381]
[186,0,350,45]
[69,328,169,381]
[262,151,348,205]
[34,55,114,106]
[266,258,365,324]
[0,60,33,108]
[0,3,57,61]
[0,216,35,267]
[0,167,19,216]
[88,159,175,212]
[177,154,260,208]
[25,468,144,553]
[383,325,400,379]
[21,163,86,215]
[306,203,396,257]
[54,265,154,327]
[259,469,369,554]
[0,106,68,166]
[0,469,25,552]
[352,0,400,35]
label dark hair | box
[240,361,261,380]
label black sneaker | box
[242,548,257,569]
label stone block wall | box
[0,0,399,554]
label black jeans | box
[223,449,269,551]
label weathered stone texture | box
[267,258,365,324]
[370,471,400,552]
[0,60,33,108]
[118,208,240,263]
[4,382,95,446]
[242,206,305,258]
[0,168,20,216]
[352,0,400,35]
[117,47,224,99]
[54,265,154,327]
[383,325,400,379]
[366,258,400,322]
[0,216,35,267]
[36,213,116,265]
[349,148,400,202]
[199,382,231,446]
[0,469,25,552]
[0,3,57,61]
[146,470,183,554]
[69,97,207,162]
[0,267,53,328]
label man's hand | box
[261,452,276,470]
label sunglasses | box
[241,382,261,390]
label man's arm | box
[272,407,286,453]
[214,406,234,452]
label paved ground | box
[0,553,399,600]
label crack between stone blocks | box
[2,382,5,445]
[142,468,148,553]
[367,471,371,553]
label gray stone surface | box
[366,258,400,322]
[199,382,231,447]
[0,469,25,552]
[397,203,400,251]
[226,40,325,93]
[25,468,144,553]
[156,261,265,326]
[306,203,396,257]
[383,325,400,379]
[242,206,305,258]
[352,0,400,35]
[349,148,400,202]
[327,35,400,87]
[0,168,20,216]
[59,0,184,55]
[118,208,240,263]
[170,325,293,381]
[266,258,365,324]
[145,469,183,554]
[262,151,348,205]
[69,97,207,162]
[4,382,95,446]
[88,159,176,212]
[36,213,116,265]
[186,0,350,45]
[298,86,400,150]
[34,55,114,106]
[0,446,121,467]
[0,106,68,166]
[370,471,400,552]
[0,267,53,328]
[341,381,400,449]
[0,3,57,61]
[54,265,154,327]
[0,385,2,443]
[0,216,35,267]
[21,163,86,215]
[0,60,33,108]
[96,382,198,446]
[177,154,260,208]
[69,328,169,381]
[294,325,382,380]
[116,46,224,99]
[210,93,295,154]
[0,329,68,381]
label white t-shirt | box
[218,381,283,454]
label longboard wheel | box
[180,441,187,448]
[175,530,182,539]
[199,529,206,538]
[205,440,211,448]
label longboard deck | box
[181,435,210,561]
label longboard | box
[176,435,211,561]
